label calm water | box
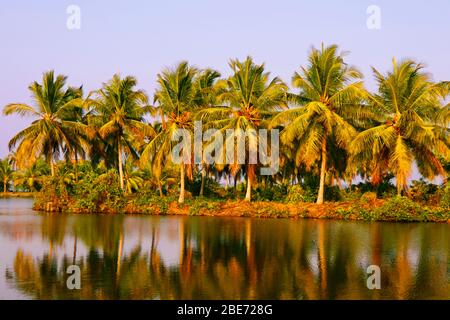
[0,198,448,300]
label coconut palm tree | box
[141,62,211,204]
[123,159,144,194]
[13,158,50,191]
[88,74,153,190]
[3,71,84,175]
[7,152,18,171]
[349,59,450,194]
[194,69,221,196]
[197,56,287,201]
[6,152,19,191]
[0,158,13,192]
[61,92,91,181]
[271,45,369,204]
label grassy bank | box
[28,167,450,223]
[0,192,34,198]
[33,194,450,223]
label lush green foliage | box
[439,182,450,209]
[0,159,13,192]
[271,44,369,204]
[286,185,315,203]
[349,60,449,195]
[338,196,448,222]
[34,164,124,213]
[3,71,84,175]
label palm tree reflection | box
[6,215,450,299]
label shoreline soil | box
[0,192,35,198]
[32,196,450,223]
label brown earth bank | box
[124,199,385,219]
[0,192,35,198]
[32,196,450,223]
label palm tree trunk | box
[178,164,185,204]
[318,221,328,297]
[72,234,78,265]
[116,232,123,278]
[157,179,163,197]
[3,178,6,193]
[317,138,327,204]
[397,181,402,196]
[118,141,124,190]
[50,157,55,177]
[245,174,252,201]
[199,167,206,196]
[74,153,79,183]
[179,220,185,266]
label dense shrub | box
[439,183,450,210]
[34,175,70,211]
[186,198,223,215]
[349,177,397,199]
[409,179,439,203]
[372,196,430,221]
[285,184,345,203]
[133,185,161,205]
[340,188,363,201]
[135,194,176,214]
[254,184,287,201]
[35,166,125,213]
[286,185,315,203]
[324,186,342,202]
[337,196,448,222]
[360,191,377,203]
[185,172,234,198]
[73,169,124,213]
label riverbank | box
[0,192,35,198]
[33,195,450,223]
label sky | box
[0,0,449,160]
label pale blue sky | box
[0,0,449,158]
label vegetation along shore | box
[1,44,449,222]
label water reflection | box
[0,199,449,299]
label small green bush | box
[372,196,430,222]
[254,184,287,201]
[285,184,342,203]
[74,169,124,213]
[337,196,448,222]
[133,192,176,214]
[133,188,160,206]
[337,206,372,220]
[409,179,439,203]
[187,198,220,215]
[34,175,70,211]
[439,182,450,210]
[255,207,290,218]
[340,188,363,201]
[285,185,316,203]
[439,183,450,210]
[324,186,342,202]
[360,191,377,203]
